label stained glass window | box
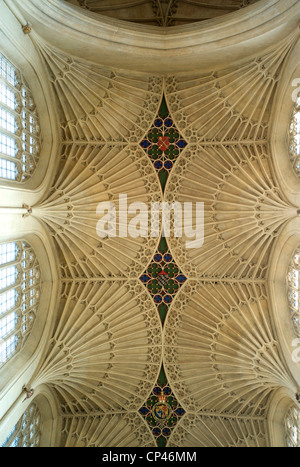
[289,94,300,176]
[0,241,40,367]
[285,406,300,447]
[1,403,41,447]
[0,53,40,182]
[287,248,300,337]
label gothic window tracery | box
[0,241,40,367]
[0,53,40,182]
[287,248,300,337]
[289,94,300,177]
[1,403,41,447]
[285,405,300,447]
[0,0,299,448]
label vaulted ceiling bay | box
[0,0,300,448]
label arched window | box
[285,405,300,447]
[1,403,41,447]
[287,248,300,337]
[289,94,300,176]
[0,241,40,367]
[0,53,40,182]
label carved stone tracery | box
[1,0,300,448]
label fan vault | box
[0,0,300,448]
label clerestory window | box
[285,405,300,447]
[0,53,40,182]
[1,403,41,447]
[289,94,300,176]
[0,241,40,367]
[287,248,300,337]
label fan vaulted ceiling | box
[1,0,300,448]
[66,0,260,26]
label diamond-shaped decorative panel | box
[140,96,187,191]
[139,365,185,447]
[140,236,187,324]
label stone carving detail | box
[165,37,296,143]
[35,143,161,279]
[61,412,156,447]
[164,142,295,280]
[31,280,162,415]
[168,413,267,447]
[164,282,293,416]
[27,30,299,447]
[67,0,260,27]
[37,40,162,143]
[0,53,40,182]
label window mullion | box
[0,258,19,270]
[0,53,40,183]
[0,75,18,92]
[0,286,21,318]
[0,312,19,341]
[0,241,40,368]
[2,404,41,447]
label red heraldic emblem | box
[158,136,169,152]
